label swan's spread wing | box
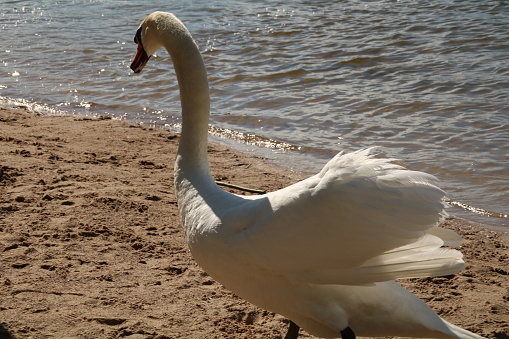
[234,149,464,285]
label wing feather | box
[234,149,463,285]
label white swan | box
[130,12,484,339]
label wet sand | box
[1,106,508,338]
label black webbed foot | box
[284,320,300,339]
[340,326,356,339]
[284,320,355,339]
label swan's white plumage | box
[225,149,458,284]
[131,11,485,339]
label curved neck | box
[162,26,211,176]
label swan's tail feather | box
[356,243,465,282]
[289,234,464,285]
[443,320,486,339]
[428,225,463,247]
[363,234,465,279]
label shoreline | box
[1,106,508,338]
[1,95,507,228]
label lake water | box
[1,0,508,228]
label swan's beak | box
[130,43,151,73]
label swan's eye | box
[134,27,142,44]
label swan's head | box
[130,11,188,73]
[130,12,169,73]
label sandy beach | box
[1,106,508,338]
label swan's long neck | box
[161,19,212,182]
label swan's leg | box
[284,321,300,339]
[340,326,356,339]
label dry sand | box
[1,106,508,338]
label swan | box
[129,12,485,339]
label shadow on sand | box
[0,324,14,339]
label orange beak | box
[130,42,151,73]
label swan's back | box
[219,149,457,279]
